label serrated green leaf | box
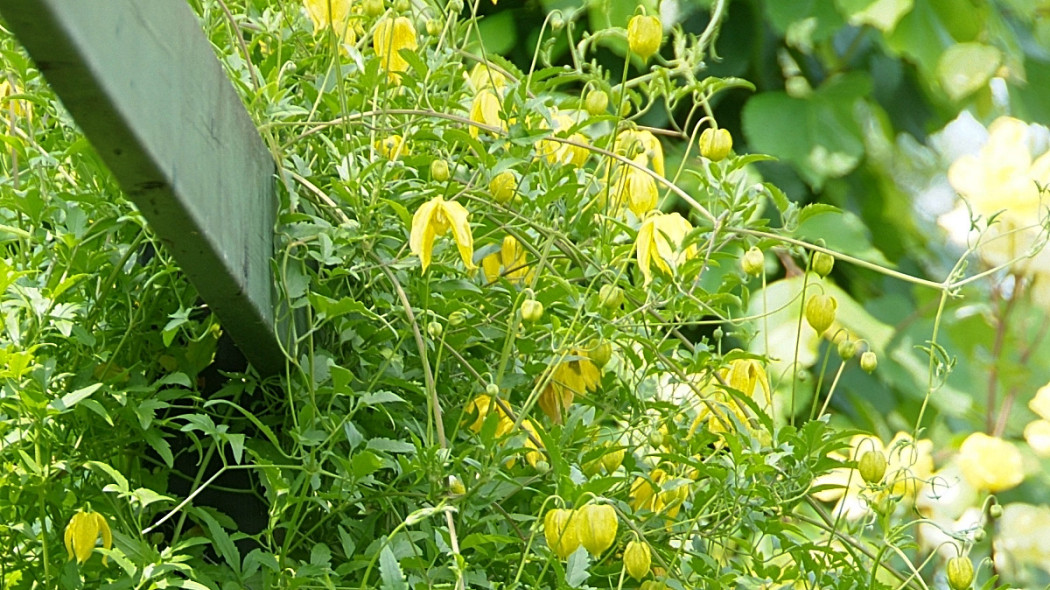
[379,545,408,590]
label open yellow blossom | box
[304,0,361,44]
[958,432,1024,492]
[812,432,933,521]
[636,212,696,284]
[688,358,773,436]
[375,134,409,160]
[0,79,31,126]
[1030,381,1050,420]
[629,468,689,517]
[468,63,508,93]
[64,510,112,564]
[521,418,545,468]
[501,235,529,283]
[465,394,513,437]
[409,196,475,273]
[538,112,589,167]
[537,351,601,423]
[373,16,418,83]
[469,88,505,138]
[615,128,665,177]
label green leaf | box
[367,438,416,454]
[564,546,591,588]
[937,42,1001,102]
[351,450,383,477]
[835,0,914,32]
[195,508,241,575]
[379,545,408,590]
[358,390,406,405]
[85,460,130,494]
[49,383,102,413]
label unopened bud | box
[427,321,443,339]
[585,89,609,116]
[858,450,887,484]
[549,11,565,31]
[521,299,544,323]
[812,251,835,277]
[587,339,613,368]
[946,556,974,590]
[838,339,857,361]
[485,383,499,396]
[860,351,878,373]
[627,14,662,62]
[599,284,624,310]
[698,128,732,161]
[489,171,517,204]
[741,246,764,276]
[431,159,450,182]
[804,294,837,335]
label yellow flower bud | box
[698,127,732,161]
[577,504,618,555]
[627,14,662,61]
[521,299,544,322]
[838,339,857,361]
[624,539,652,580]
[430,159,450,182]
[64,510,113,564]
[860,350,878,373]
[812,250,835,277]
[586,339,613,368]
[946,556,974,590]
[448,475,466,495]
[585,89,609,116]
[600,447,625,474]
[599,284,624,310]
[804,293,837,335]
[858,450,887,485]
[489,171,517,204]
[741,246,764,276]
[543,508,581,559]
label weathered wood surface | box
[0,0,287,373]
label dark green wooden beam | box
[0,0,288,373]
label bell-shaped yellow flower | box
[501,235,529,284]
[615,128,664,177]
[304,0,362,47]
[635,212,696,284]
[610,156,659,217]
[469,88,505,138]
[375,134,409,160]
[373,16,418,83]
[538,112,590,167]
[64,510,112,564]
[464,394,513,437]
[537,351,601,423]
[468,63,509,93]
[409,196,475,273]
[688,358,773,436]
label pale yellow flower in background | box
[1029,381,1050,420]
[409,196,475,272]
[0,79,31,125]
[64,510,112,564]
[373,16,418,82]
[941,116,1050,302]
[811,432,933,521]
[1025,382,1050,455]
[635,212,696,284]
[994,503,1050,577]
[467,63,508,93]
[916,462,982,558]
[957,432,1024,492]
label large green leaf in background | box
[742,72,870,190]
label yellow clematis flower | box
[465,394,513,437]
[375,134,409,160]
[635,212,696,284]
[409,196,475,273]
[608,156,659,217]
[64,510,112,564]
[469,88,505,138]
[468,63,508,93]
[957,432,1023,492]
[688,358,773,436]
[537,351,601,423]
[615,128,665,177]
[373,15,418,83]
[304,0,362,47]
[538,112,590,167]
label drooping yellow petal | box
[373,16,418,82]
[468,63,508,92]
[501,235,527,283]
[440,199,476,270]
[636,217,656,284]
[482,252,501,283]
[65,511,101,564]
[95,512,112,565]
[410,198,442,272]
[470,88,504,138]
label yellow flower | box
[615,129,665,177]
[521,418,545,468]
[482,252,501,283]
[304,0,362,46]
[943,116,1050,277]
[409,196,475,273]
[537,351,601,423]
[467,63,508,93]
[608,156,659,217]
[464,394,513,437]
[689,358,773,436]
[958,432,1024,492]
[635,212,696,284]
[995,503,1050,573]
[811,432,933,521]
[629,468,667,512]
[624,540,652,580]
[373,16,418,83]
[1024,419,1050,457]
[544,508,581,559]
[0,79,31,126]
[501,235,529,284]
[469,88,505,138]
[538,112,589,167]
[375,134,409,159]
[576,504,618,555]
[1030,381,1050,420]
[64,510,112,564]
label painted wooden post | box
[0,1,288,373]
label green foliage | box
[2,0,1049,589]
